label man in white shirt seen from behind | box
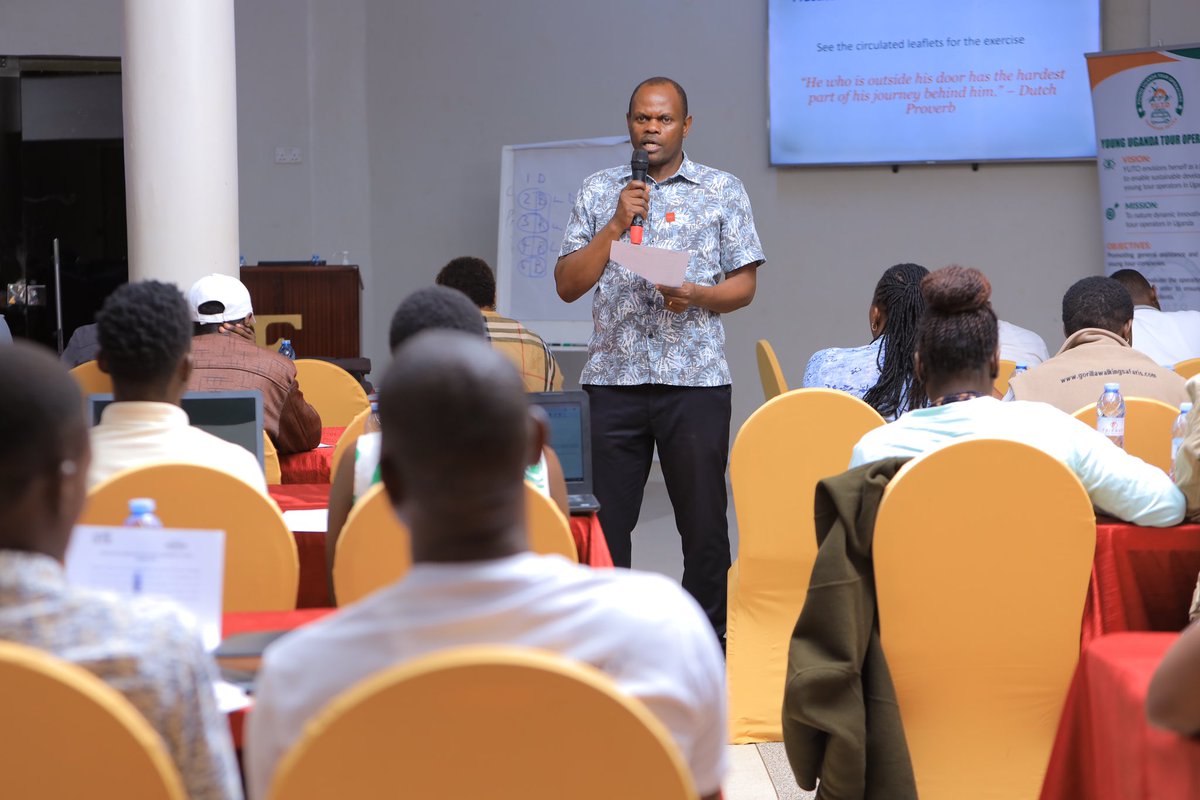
[851,266,1184,528]
[997,319,1050,366]
[88,281,267,494]
[1111,268,1200,368]
[246,331,727,800]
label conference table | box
[1040,632,1200,800]
[278,426,343,484]
[268,483,614,608]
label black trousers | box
[584,384,732,638]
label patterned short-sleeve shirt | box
[559,155,765,387]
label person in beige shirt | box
[88,281,268,495]
[1007,276,1188,414]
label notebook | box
[528,391,601,513]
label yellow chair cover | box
[524,482,578,562]
[330,407,371,478]
[293,358,370,427]
[82,462,299,611]
[874,439,1095,800]
[994,359,1016,397]
[755,339,788,402]
[727,388,884,742]
[69,359,114,396]
[0,640,187,799]
[1175,357,1200,380]
[263,431,282,484]
[267,646,696,800]
[1072,396,1180,473]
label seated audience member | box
[1146,620,1200,735]
[0,342,241,800]
[851,266,1184,527]
[88,281,267,494]
[325,286,568,580]
[60,322,99,367]
[247,332,726,800]
[435,256,564,391]
[1111,268,1200,367]
[1007,276,1188,413]
[803,262,928,420]
[997,319,1050,366]
[185,274,321,454]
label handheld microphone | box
[629,149,649,245]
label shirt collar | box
[622,153,701,185]
[98,401,190,428]
[0,550,67,596]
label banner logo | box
[1136,72,1184,130]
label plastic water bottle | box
[278,339,296,360]
[1172,402,1193,480]
[124,498,163,528]
[364,400,382,433]
[1096,382,1126,449]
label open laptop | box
[528,391,601,513]
[87,391,265,469]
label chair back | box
[267,646,696,800]
[263,431,282,484]
[994,359,1017,397]
[333,484,412,606]
[293,359,370,427]
[1071,396,1180,473]
[330,406,371,478]
[755,339,788,401]
[1175,357,1200,380]
[69,360,113,396]
[333,483,580,606]
[726,388,885,741]
[873,439,1095,800]
[82,463,299,611]
[0,640,187,799]
[524,482,578,562]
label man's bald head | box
[0,342,91,556]
[378,330,540,561]
[1111,269,1159,309]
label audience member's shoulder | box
[70,585,206,651]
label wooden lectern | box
[240,264,361,358]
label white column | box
[122,0,239,288]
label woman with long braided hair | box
[803,262,928,420]
[848,265,1183,527]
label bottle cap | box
[370,401,379,413]
[1103,382,1120,392]
[1183,403,1194,414]
[128,498,156,515]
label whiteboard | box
[496,135,631,348]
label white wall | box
[1150,0,1200,45]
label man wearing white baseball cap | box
[186,274,322,454]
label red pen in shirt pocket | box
[665,212,675,222]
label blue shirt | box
[803,338,915,421]
[559,155,765,387]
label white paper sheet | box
[213,680,253,714]
[282,509,329,533]
[65,525,226,651]
[609,241,689,288]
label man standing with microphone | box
[555,77,765,642]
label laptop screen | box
[87,391,265,468]
[528,391,592,489]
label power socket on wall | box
[274,146,302,164]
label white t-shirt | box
[998,320,1051,367]
[88,401,268,495]
[245,553,727,799]
[1132,305,1200,367]
[851,396,1184,527]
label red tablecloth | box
[1082,521,1200,647]
[278,427,344,484]
[268,483,331,511]
[569,513,614,568]
[1041,632,1200,800]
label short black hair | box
[97,281,192,386]
[387,286,486,352]
[1110,268,1155,304]
[1062,276,1134,336]
[435,257,496,309]
[628,77,689,118]
[0,342,86,505]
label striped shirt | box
[482,310,563,392]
